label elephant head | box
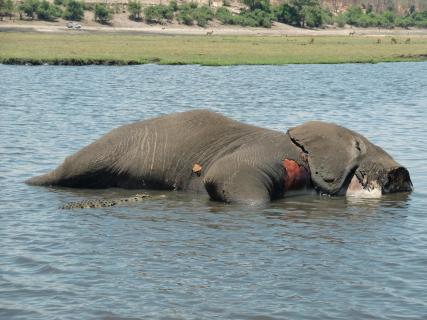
[287,121,413,197]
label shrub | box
[233,14,256,26]
[251,9,273,27]
[53,0,64,5]
[128,0,142,21]
[216,5,273,27]
[178,13,193,25]
[36,0,62,21]
[320,7,333,25]
[409,10,427,28]
[334,14,346,27]
[382,10,396,24]
[63,0,84,21]
[176,3,194,25]
[415,19,427,28]
[238,9,273,27]
[172,4,214,27]
[376,14,394,28]
[193,5,214,27]
[356,13,374,27]
[395,16,415,28]
[144,4,173,24]
[216,6,235,24]
[416,11,427,21]
[94,3,112,24]
[332,5,427,29]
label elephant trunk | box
[381,166,413,194]
[347,164,412,198]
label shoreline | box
[2,54,427,66]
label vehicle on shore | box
[66,21,81,29]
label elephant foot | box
[283,159,311,192]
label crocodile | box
[61,193,165,209]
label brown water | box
[0,63,426,319]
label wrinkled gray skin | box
[26,110,412,205]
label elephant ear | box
[287,121,366,195]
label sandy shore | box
[2,18,427,37]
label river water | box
[1,63,426,319]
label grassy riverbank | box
[1,32,427,65]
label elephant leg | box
[203,156,285,205]
[205,167,270,205]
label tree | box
[128,0,142,21]
[344,5,363,25]
[36,0,62,21]
[0,0,14,20]
[94,3,112,24]
[276,0,326,28]
[275,3,300,26]
[242,0,271,12]
[19,0,40,19]
[63,0,84,21]
[302,5,323,27]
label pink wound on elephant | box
[283,159,310,192]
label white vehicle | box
[66,22,82,29]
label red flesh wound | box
[283,159,310,192]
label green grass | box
[1,32,427,65]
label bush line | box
[1,0,427,29]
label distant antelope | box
[309,37,314,44]
[376,38,381,44]
[391,37,397,44]
[206,30,213,36]
[349,30,356,36]
[405,38,411,44]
